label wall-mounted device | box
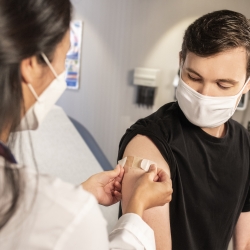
[133,68,161,108]
[237,92,249,111]
[172,69,180,101]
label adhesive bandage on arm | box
[118,156,157,172]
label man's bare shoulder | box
[123,135,170,177]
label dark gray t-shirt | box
[118,102,250,250]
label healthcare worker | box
[0,0,173,249]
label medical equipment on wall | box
[237,92,249,111]
[236,92,250,132]
[133,68,161,108]
[173,69,180,101]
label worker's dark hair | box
[181,10,250,78]
[0,0,72,230]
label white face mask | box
[18,53,67,131]
[176,71,249,128]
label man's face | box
[181,47,250,97]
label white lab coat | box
[0,157,155,250]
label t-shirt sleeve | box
[242,184,250,212]
[117,118,177,218]
[118,119,176,177]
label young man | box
[118,10,250,250]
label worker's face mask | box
[176,71,249,128]
[18,53,67,131]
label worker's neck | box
[202,123,226,138]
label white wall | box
[57,0,250,167]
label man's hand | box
[82,165,124,206]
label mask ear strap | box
[40,52,58,78]
[239,76,250,94]
[245,76,250,89]
[234,76,250,111]
[237,76,250,97]
[27,83,40,103]
[26,53,59,103]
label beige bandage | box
[118,156,156,172]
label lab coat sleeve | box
[58,197,155,250]
[109,213,156,250]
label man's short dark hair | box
[181,10,250,77]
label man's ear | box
[243,76,250,94]
[20,56,41,85]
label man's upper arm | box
[121,134,171,250]
[233,212,250,250]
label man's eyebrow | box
[186,68,203,78]
[186,67,239,84]
[216,78,239,85]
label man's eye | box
[188,74,201,81]
[217,83,230,90]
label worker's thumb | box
[147,164,157,180]
[106,164,121,178]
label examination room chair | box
[11,105,119,233]
[69,116,113,171]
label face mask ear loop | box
[40,52,59,79]
[26,53,59,104]
[27,83,40,103]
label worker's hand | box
[82,165,124,206]
[124,165,173,217]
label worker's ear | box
[20,56,42,85]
